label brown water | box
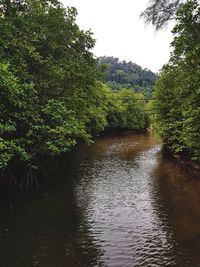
[1,133,200,266]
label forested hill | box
[97,56,158,99]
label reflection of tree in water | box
[3,135,200,267]
[152,148,200,267]
[0,150,104,267]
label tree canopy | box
[0,0,149,186]
[97,56,158,99]
[0,0,98,185]
[152,0,200,160]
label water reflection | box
[0,164,104,267]
[73,134,176,266]
[153,151,200,266]
[1,133,200,266]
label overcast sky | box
[61,0,174,73]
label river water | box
[1,133,200,266]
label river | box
[1,133,200,266]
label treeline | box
[151,0,200,160]
[97,56,158,99]
[0,0,148,186]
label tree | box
[0,0,101,185]
[0,0,150,186]
[141,0,185,30]
[152,0,200,159]
[106,88,148,131]
[97,56,157,99]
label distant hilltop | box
[97,56,158,99]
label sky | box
[61,0,174,73]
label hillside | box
[97,56,158,99]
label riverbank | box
[162,145,200,179]
[97,128,147,138]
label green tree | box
[106,88,148,131]
[97,56,157,99]
[0,0,102,185]
[0,62,87,185]
[152,0,200,159]
[0,0,150,186]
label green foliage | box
[152,0,200,159]
[0,0,99,182]
[84,82,109,135]
[105,88,148,131]
[0,0,149,185]
[0,63,85,171]
[97,57,158,99]
[0,63,36,169]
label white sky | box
[61,0,174,73]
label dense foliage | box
[97,56,158,99]
[0,0,148,186]
[104,87,148,131]
[152,0,200,159]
